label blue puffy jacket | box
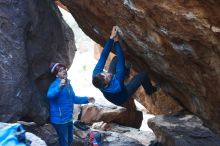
[47,78,89,124]
[93,39,129,106]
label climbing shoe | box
[74,120,89,131]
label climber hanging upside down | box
[92,26,160,106]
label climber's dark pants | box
[126,72,155,96]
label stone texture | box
[60,0,220,135]
[0,0,76,124]
[22,122,59,146]
[74,123,150,146]
[26,132,47,146]
[92,122,156,146]
[134,86,183,115]
[78,104,143,128]
[148,113,220,146]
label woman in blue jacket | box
[47,63,95,146]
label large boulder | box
[59,0,220,135]
[0,0,76,124]
[78,104,143,129]
[148,113,220,146]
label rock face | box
[74,122,153,146]
[91,122,156,146]
[22,122,59,146]
[0,0,76,124]
[148,113,220,146]
[60,0,220,135]
[77,104,143,128]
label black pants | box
[108,56,155,97]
